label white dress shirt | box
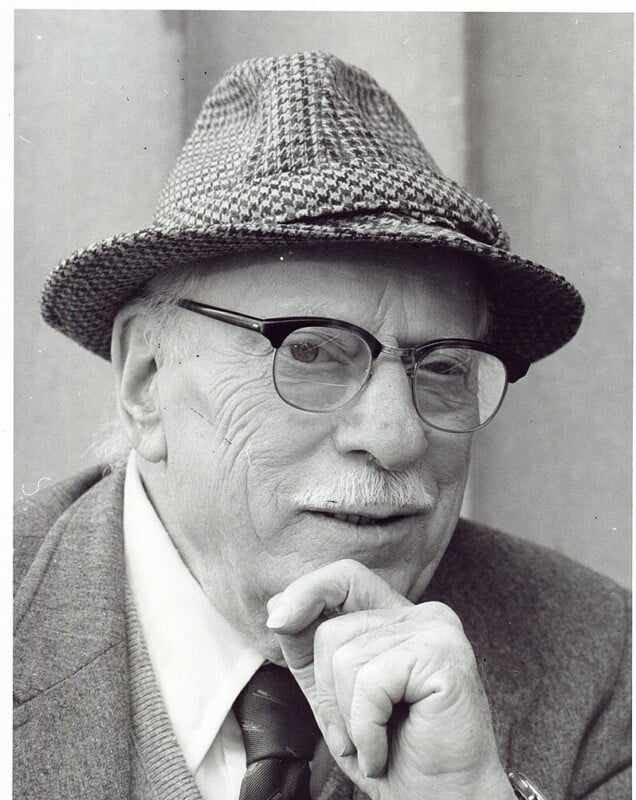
[123,451,265,800]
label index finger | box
[266,558,411,634]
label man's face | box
[142,244,486,658]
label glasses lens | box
[414,346,508,432]
[273,326,372,411]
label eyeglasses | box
[176,299,530,433]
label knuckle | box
[418,600,464,630]
[313,615,340,650]
[353,658,380,694]
[332,639,360,676]
[312,690,337,725]
[451,631,476,664]
[339,558,368,577]
[444,631,479,678]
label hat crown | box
[41,51,584,365]
[189,51,439,176]
[153,51,507,249]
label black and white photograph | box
[13,10,632,800]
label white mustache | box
[295,468,436,511]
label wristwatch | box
[507,771,549,800]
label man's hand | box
[266,560,514,800]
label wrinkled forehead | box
[156,243,487,339]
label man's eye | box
[284,331,356,365]
[289,341,321,363]
[423,358,469,377]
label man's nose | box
[333,358,430,471]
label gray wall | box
[465,14,633,587]
[15,11,632,587]
[15,10,185,494]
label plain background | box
[14,11,632,587]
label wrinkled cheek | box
[222,415,328,545]
[240,457,296,544]
[198,433,277,540]
[158,371,252,503]
[202,424,296,547]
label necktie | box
[233,663,321,800]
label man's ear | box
[111,309,167,463]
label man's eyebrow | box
[292,303,352,319]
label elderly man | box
[14,52,629,800]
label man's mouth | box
[309,509,423,526]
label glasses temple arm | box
[177,300,263,332]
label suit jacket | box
[14,466,631,799]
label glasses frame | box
[176,299,530,431]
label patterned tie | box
[233,663,321,800]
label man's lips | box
[304,506,429,527]
[322,512,404,526]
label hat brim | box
[41,217,584,363]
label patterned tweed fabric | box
[40,51,584,364]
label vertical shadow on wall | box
[159,10,190,143]
[463,13,486,199]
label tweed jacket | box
[14,466,631,800]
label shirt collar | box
[123,451,264,773]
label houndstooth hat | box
[41,51,584,362]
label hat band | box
[153,160,509,250]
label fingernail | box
[359,753,379,779]
[326,724,354,757]
[266,597,294,628]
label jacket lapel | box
[14,469,130,800]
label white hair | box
[90,262,211,473]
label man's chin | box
[260,638,288,666]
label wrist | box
[469,763,517,800]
